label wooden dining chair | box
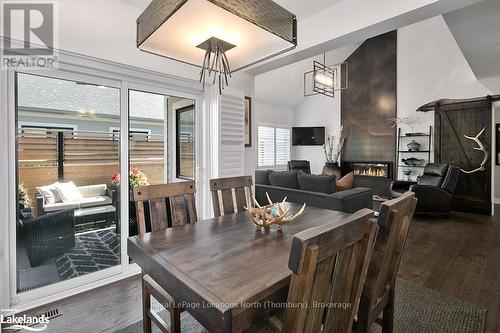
[209,175,253,217]
[281,208,378,333]
[133,181,198,333]
[355,191,417,333]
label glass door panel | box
[15,73,121,293]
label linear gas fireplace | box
[341,161,393,197]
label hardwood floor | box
[398,210,500,333]
[17,209,500,333]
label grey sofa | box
[255,170,373,213]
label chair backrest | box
[133,181,197,235]
[358,191,417,318]
[282,209,378,333]
[288,160,311,174]
[209,176,253,217]
[417,163,449,187]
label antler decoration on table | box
[245,193,306,232]
[461,127,489,174]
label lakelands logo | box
[1,1,58,69]
[1,308,49,331]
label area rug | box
[115,279,487,333]
[55,227,120,280]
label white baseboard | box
[494,198,500,205]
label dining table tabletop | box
[127,203,349,333]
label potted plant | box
[322,126,344,178]
[18,183,32,211]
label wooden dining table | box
[128,203,349,333]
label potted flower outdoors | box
[111,166,149,200]
[322,126,344,179]
[18,183,32,211]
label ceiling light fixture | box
[304,54,348,98]
[137,0,297,93]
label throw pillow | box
[37,183,61,204]
[269,171,299,189]
[54,181,83,202]
[297,173,336,194]
[336,172,354,191]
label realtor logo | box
[1,2,58,69]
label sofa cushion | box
[269,171,299,189]
[297,173,336,194]
[79,195,113,208]
[54,182,83,202]
[78,184,107,198]
[336,172,354,191]
[44,201,80,212]
[37,183,62,204]
[255,170,272,185]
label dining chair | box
[133,181,198,333]
[246,208,378,333]
[209,175,253,217]
[355,191,417,333]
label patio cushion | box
[79,196,112,208]
[37,183,62,204]
[54,182,83,202]
[44,201,80,212]
[78,184,107,198]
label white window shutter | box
[219,92,245,177]
[275,128,290,166]
[258,126,275,167]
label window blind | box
[258,126,275,167]
[275,127,290,166]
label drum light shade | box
[137,0,297,73]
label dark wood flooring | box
[18,210,500,333]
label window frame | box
[257,123,291,169]
[175,104,196,180]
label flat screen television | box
[292,127,325,146]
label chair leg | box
[382,289,395,333]
[142,280,152,333]
[169,307,182,333]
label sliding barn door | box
[434,97,492,215]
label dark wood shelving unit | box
[395,126,432,181]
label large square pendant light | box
[137,0,297,92]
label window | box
[176,105,196,179]
[258,126,290,168]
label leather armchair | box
[287,160,311,174]
[410,163,459,216]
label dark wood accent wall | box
[341,31,397,164]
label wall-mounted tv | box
[292,127,325,146]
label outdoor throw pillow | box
[54,181,83,202]
[336,172,354,191]
[37,182,61,204]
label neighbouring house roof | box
[17,73,166,120]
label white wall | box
[293,95,341,174]
[396,15,492,180]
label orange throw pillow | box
[336,172,354,191]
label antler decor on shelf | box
[245,193,306,232]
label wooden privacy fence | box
[18,128,165,202]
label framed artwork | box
[244,96,252,147]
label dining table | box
[128,203,349,333]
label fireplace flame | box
[353,167,387,177]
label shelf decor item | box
[407,140,421,152]
[402,168,412,181]
[137,0,297,93]
[402,157,425,166]
[245,193,305,232]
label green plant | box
[18,183,32,208]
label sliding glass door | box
[15,73,122,293]
[128,89,196,236]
